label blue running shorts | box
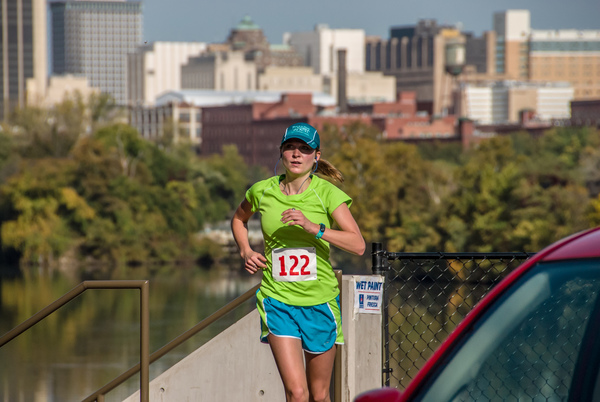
[256,289,344,354]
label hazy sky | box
[141,0,600,44]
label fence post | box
[334,270,342,402]
[371,242,391,386]
[372,242,386,275]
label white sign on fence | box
[353,276,384,315]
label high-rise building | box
[480,10,600,101]
[365,20,466,115]
[0,0,47,120]
[50,0,142,105]
[286,24,365,77]
[127,41,206,106]
[464,31,496,76]
[492,10,531,79]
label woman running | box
[231,122,365,402]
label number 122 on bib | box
[272,247,318,282]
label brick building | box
[346,91,418,116]
[201,91,477,169]
[201,93,317,168]
[571,99,600,127]
[310,111,459,144]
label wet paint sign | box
[353,276,384,314]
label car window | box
[417,259,600,402]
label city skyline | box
[142,0,600,45]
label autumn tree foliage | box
[0,98,598,266]
[0,97,251,265]
[322,122,598,254]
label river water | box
[0,261,260,402]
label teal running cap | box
[281,123,320,149]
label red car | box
[356,227,600,402]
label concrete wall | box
[123,275,382,402]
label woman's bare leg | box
[305,345,337,402]
[268,334,309,402]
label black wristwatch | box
[315,223,326,239]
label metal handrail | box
[88,271,344,402]
[0,280,150,402]
[84,281,261,402]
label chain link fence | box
[371,244,534,390]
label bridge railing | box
[0,280,150,402]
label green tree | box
[94,123,150,179]
[87,92,122,131]
[196,144,250,221]
[0,101,256,265]
[70,130,199,263]
[589,194,600,227]
[321,121,441,251]
[0,159,95,263]
[3,93,122,160]
[436,136,591,252]
[6,97,86,158]
[0,130,19,184]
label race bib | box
[272,247,318,282]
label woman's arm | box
[325,203,366,255]
[280,203,366,256]
[231,199,267,274]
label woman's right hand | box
[231,199,266,275]
[242,250,267,274]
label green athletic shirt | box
[246,174,352,306]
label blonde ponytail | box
[315,158,344,183]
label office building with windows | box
[366,20,466,115]
[490,10,600,100]
[529,30,600,100]
[286,24,365,77]
[50,0,142,105]
[492,10,531,79]
[455,80,574,124]
[181,51,257,92]
[127,41,206,106]
[0,0,47,119]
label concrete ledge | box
[123,275,382,401]
[123,310,283,401]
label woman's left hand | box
[281,208,318,235]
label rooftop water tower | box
[441,39,466,115]
[445,40,466,76]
